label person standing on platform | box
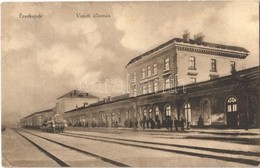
[174,117,178,131]
[180,117,185,131]
[142,116,146,129]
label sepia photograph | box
[1,1,260,167]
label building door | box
[226,97,238,128]
[201,99,211,125]
[154,106,160,121]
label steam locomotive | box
[20,109,67,133]
[41,114,67,133]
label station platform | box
[65,126,260,136]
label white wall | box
[57,97,98,114]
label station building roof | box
[126,37,249,67]
[57,90,99,100]
[21,109,53,120]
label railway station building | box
[20,109,53,128]
[21,31,259,130]
[64,66,259,129]
[63,32,259,129]
[126,31,249,97]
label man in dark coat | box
[142,116,146,129]
[169,117,173,131]
[174,117,178,131]
[180,117,185,131]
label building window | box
[142,68,146,78]
[231,61,236,71]
[118,112,121,123]
[112,112,115,122]
[142,85,147,94]
[164,58,170,70]
[153,63,157,74]
[154,80,158,92]
[165,105,171,116]
[211,59,217,72]
[155,106,160,116]
[149,109,152,118]
[184,103,191,123]
[189,56,196,70]
[133,72,136,81]
[106,113,109,122]
[227,97,237,112]
[147,66,151,77]
[190,77,196,83]
[143,109,147,117]
[101,114,105,122]
[210,75,218,80]
[126,111,129,119]
[148,83,152,93]
[165,78,171,89]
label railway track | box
[13,129,130,167]
[60,131,260,166]
[14,130,69,167]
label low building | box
[55,90,99,115]
[20,109,53,128]
[64,66,260,129]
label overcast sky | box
[2,1,259,125]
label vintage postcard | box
[2,1,259,167]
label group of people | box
[138,115,187,131]
[67,114,205,130]
[139,117,157,129]
[165,116,186,131]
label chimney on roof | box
[182,30,190,43]
[84,103,88,107]
[194,32,205,45]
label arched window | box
[185,103,191,122]
[149,108,152,118]
[227,97,237,112]
[101,114,105,121]
[155,106,159,116]
[142,85,147,94]
[143,109,147,117]
[165,105,171,116]
[126,111,129,119]
[106,113,109,121]
[112,112,115,122]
